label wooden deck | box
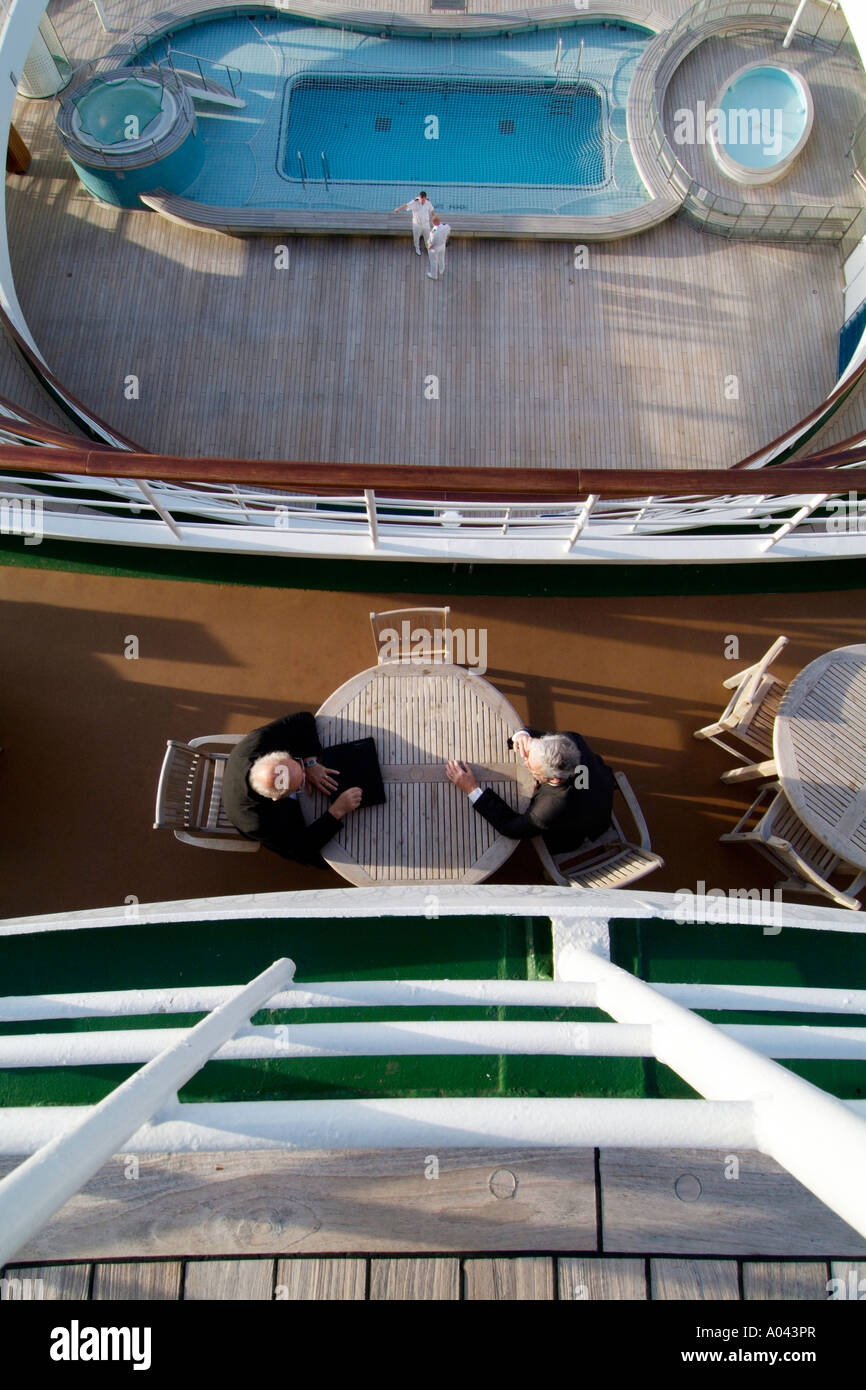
[4,0,865,467]
[2,1146,864,1297]
[5,1254,864,1299]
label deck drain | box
[674,1173,703,1203]
[489,1167,518,1199]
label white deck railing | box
[2,883,866,1257]
[3,470,866,561]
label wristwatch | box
[303,757,318,768]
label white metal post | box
[573,946,866,1240]
[90,0,110,32]
[783,0,809,48]
[0,958,294,1268]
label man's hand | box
[331,787,363,819]
[511,731,532,761]
[445,759,479,794]
[305,763,339,794]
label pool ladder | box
[321,151,330,188]
[297,150,307,187]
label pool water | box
[284,75,605,187]
[134,14,652,216]
[75,78,166,146]
[718,66,809,170]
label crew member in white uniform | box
[426,216,451,280]
[393,191,434,254]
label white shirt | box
[427,222,451,250]
[468,728,528,802]
[408,197,433,227]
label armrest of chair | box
[612,771,653,852]
[188,734,244,748]
[531,836,570,886]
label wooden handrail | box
[2,446,865,500]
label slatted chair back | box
[533,771,664,890]
[369,607,452,664]
[153,740,258,851]
[720,782,865,911]
[694,635,789,774]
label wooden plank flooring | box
[6,1255,863,1300]
[2,1146,864,1267]
[4,0,859,468]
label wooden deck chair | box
[533,771,664,890]
[720,782,866,911]
[153,735,259,851]
[370,606,452,664]
[694,636,789,783]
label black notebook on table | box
[324,737,386,807]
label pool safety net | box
[133,16,649,217]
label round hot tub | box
[709,63,813,186]
[71,76,178,153]
[55,67,203,207]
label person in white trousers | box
[393,191,434,254]
[426,216,451,280]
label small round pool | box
[55,67,203,208]
[709,63,813,186]
[71,76,177,153]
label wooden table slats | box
[314,662,533,885]
[774,646,866,870]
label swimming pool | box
[128,14,652,219]
[282,75,606,188]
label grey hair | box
[249,750,295,797]
[528,734,582,781]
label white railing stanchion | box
[135,480,184,541]
[0,957,294,1268]
[564,493,599,552]
[364,488,379,548]
[574,946,866,1241]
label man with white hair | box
[426,216,451,280]
[223,711,361,864]
[445,726,615,852]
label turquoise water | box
[135,15,652,215]
[718,66,809,170]
[284,75,605,187]
[74,78,165,145]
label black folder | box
[324,737,386,807]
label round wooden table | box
[310,662,534,886]
[773,643,866,871]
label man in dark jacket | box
[222,711,361,864]
[445,726,615,853]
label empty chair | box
[694,635,789,783]
[720,782,865,911]
[153,735,258,851]
[533,771,664,890]
[370,606,452,664]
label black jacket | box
[222,712,339,864]
[472,727,616,853]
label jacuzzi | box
[708,63,814,186]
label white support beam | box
[0,1097,759,1156]
[0,958,294,1268]
[574,947,866,1240]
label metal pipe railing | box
[0,958,294,1268]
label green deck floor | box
[1,915,864,1108]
